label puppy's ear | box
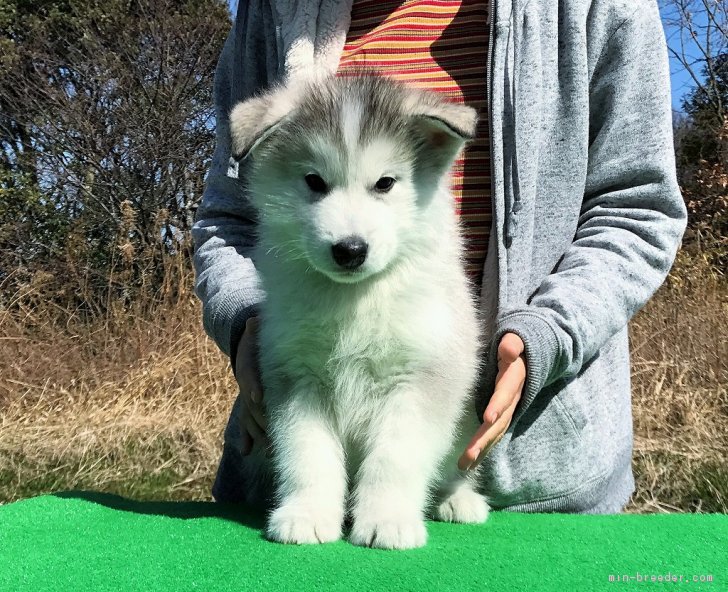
[414,102,478,143]
[229,84,300,160]
[406,93,478,174]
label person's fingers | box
[458,394,519,470]
[498,332,524,365]
[479,390,520,454]
[241,429,253,456]
[467,426,509,470]
[459,411,505,470]
[239,403,270,457]
[493,358,526,407]
[237,357,261,404]
[233,316,269,457]
[458,372,523,470]
[244,412,268,445]
[247,397,268,432]
[482,355,526,428]
[237,318,264,403]
[483,366,505,425]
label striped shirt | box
[337,0,491,287]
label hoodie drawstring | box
[505,6,523,247]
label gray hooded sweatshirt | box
[192,0,688,513]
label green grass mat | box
[1,492,726,591]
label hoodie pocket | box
[511,379,585,441]
[552,380,587,435]
[480,380,595,507]
[480,330,632,508]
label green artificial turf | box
[1,492,726,591]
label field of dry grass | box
[0,251,725,512]
[628,250,727,513]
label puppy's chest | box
[261,279,459,402]
[273,316,417,396]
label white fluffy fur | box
[230,76,489,550]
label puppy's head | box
[230,73,477,284]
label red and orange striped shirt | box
[337,0,491,287]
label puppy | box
[228,73,489,549]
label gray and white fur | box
[228,73,489,550]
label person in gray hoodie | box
[192,0,688,514]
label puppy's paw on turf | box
[266,503,342,544]
[349,515,427,549]
[435,487,489,523]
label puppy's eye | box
[374,176,396,193]
[305,173,328,193]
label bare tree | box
[660,0,727,125]
[0,0,231,311]
[661,0,727,270]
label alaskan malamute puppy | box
[228,73,488,549]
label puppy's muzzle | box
[331,237,368,270]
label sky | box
[226,1,706,115]
[660,4,713,115]
[667,43,697,114]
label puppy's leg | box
[432,412,490,523]
[349,387,455,550]
[266,385,346,545]
[433,465,490,523]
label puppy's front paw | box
[349,511,428,550]
[266,502,342,544]
[435,487,490,523]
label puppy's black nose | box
[331,237,368,270]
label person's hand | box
[458,333,526,471]
[235,316,270,455]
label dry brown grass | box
[0,250,726,511]
[0,268,237,503]
[627,249,727,513]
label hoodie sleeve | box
[192,4,274,365]
[484,2,688,426]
